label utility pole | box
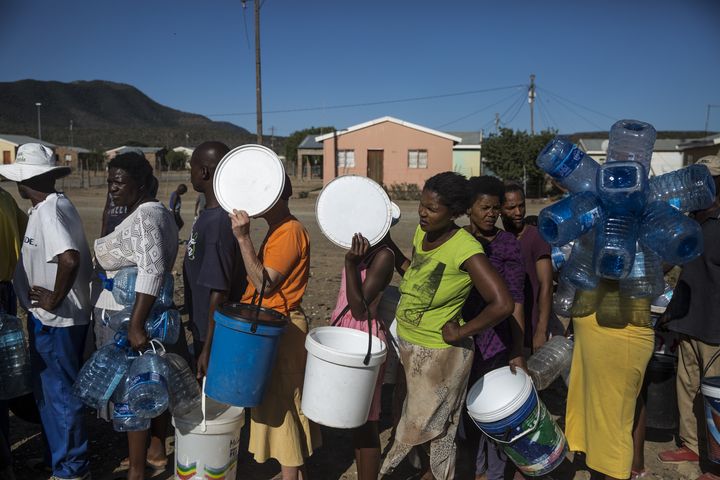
[494,113,500,134]
[270,126,275,150]
[254,0,263,145]
[35,102,42,140]
[528,74,536,135]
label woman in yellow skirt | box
[565,281,655,480]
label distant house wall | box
[321,121,455,187]
[649,151,684,175]
[683,145,720,165]
[0,139,17,165]
[452,149,481,178]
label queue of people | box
[0,141,718,480]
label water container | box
[645,353,678,431]
[595,280,652,328]
[538,192,601,246]
[561,232,599,290]
[618,244,665,299]
[145,308,181,344]
[553,279,575,317]
[594,212,639,279]
[127,346,170,418]
[536,137,601,193]
[597,162,648,215]
[73,334,129,409]
[651,283,674,314]
[551,243,573,272]
[527,335,574,391]
[166,353,202,418]
[648,164,716,213]
[111,353,150,432]
[571,287,600,318]
[640,201,703,265]
[0,314,33,400]
[105,307,131,332]
[606,119,657,172]
[110,267,174,308]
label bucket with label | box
[701,376,720,463]
[466,367,567,476]
[206,302,288,407]
[302,326,387,428]
[173,379,244,480]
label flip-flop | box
[631,469,648,479]
[117,457,168,471]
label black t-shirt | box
[666,210,720,343]
[183,206,246,342]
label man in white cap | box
[0,143,92,480]
[658,155,720,480]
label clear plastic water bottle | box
[105,307,132,332]
[606,119,657,172]
[145,308,180,344]
[0,314,33,400]
[110,267,174,308]
[551,242,573,272]
[597,162,648,215]
[594,212,639,280]
[651,283,674,313]
[571,287,599,318]
[73,334,129,409]
[165,353,201,418]
[536,137,601,193]
[527,335,574,391]
[538,192,601,246]
[639,201,704,265]
[111,353,150,432]
[619,244,665,299]
[595,280,652,328]
[553,278,576,317]
[561,334,574,387]
[648,164,716,213]
[127,350,170,418]
[561,232,599,290]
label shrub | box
[387,182,421,201]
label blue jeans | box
[28,314,89,479]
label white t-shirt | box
[14,193,92,327]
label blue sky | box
[2,0,719,137]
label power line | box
[204,84,525,117]
[537,86,617,122]
[504,90,528,125]
[537,93,559,131]
[435,87,525,129]
[478,90,527,133]
[541,90,607,130]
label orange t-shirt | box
[241,216,310,316]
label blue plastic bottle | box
[618,243,665,298]
[648,164,716,213]
[0,314,33,400]
[640,201,704,265]
[73,334,129,409]
[110,267,174,308]
[166,353,202,418]
[553,278,576,317]
[538,192,601,246]
[536,137,601,193]
[145,308,180,345]
[606,119,657,172]
[597,161,648,215]
[551,243,573,272]
[593,213,639,280]
[127,350,170,418]
[111,353,150,432]
[560,232,599,290]
[105,307,132,332]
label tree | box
[165,150,188,170]
[482,128,557,197]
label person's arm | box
[230,209,285,295]
[196,289,228,378]
[344,234,394,320]
[534,257,553,350]
[442,253,514,343]
[507,303,527,373]
[127,292,155,351]
[28,250,80,311]
[384,233,410,276]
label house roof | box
[315,116,462,143]
[0,134,56,148]
[677,133,720,150]
[56,146,91,153]
[106,146,165,155]
[447,131,482,145]
[298,135,323,150]
[653,139,683,151]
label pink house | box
[317,116,461,188]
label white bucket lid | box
[214,144,285,217]
[305,326,387,367]
[173,395,244,432]
[466,366,534,423]
[702,376,720,399]
[315,175,392,248]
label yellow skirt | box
[565,312,653,479]
[248,309,322,467]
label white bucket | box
[172,380,244,480]
[302,326,387,428]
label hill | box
[0,79,275,151]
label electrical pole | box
[35,102,42,140]
[494,113,500,134]
[528,74,536,135]
[254,0,263,145]
[270,126,275,150]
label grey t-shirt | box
[666,210,720,343]
[183,206,246,342]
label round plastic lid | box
[214,144,285,216]
[466,366,533,423]
[315,175,392,248]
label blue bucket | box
[205,302,288,407]
[467,367,567,477]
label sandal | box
[631,469,648,479]
[117,457,168,471]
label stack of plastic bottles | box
[537,119,715,322]
[0,313,33,400]
[104,267,180,344]
[527,335,574,390]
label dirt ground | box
[2,174,701,480]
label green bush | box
[387,183,421,201]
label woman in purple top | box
[462,176,526,480]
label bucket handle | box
[201,376,208,433]
[138,338,166,356]
[250,275,269,333]
[471,387,542,445]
